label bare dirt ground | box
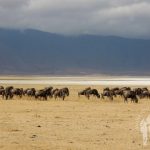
[0,84,150,150]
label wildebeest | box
[78,87,100,99]
[43,86,53,98]
[141,90,150,99]
[53,90,65,100]
[85,89,100,99]
[5,86,14,100]
[24,88,36,97]
[78,87,91,97]
[52,87,70,100]
[35,86,53,100]
[0,89,5,99]
[101,90,114,100]
[123,90,138,103]
[35,90,47,100]
[11,88,23,98]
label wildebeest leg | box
[2,93,4,99]
[110,96,113,101]
[45,96,47,101]
[134,97,138,103]
[86,94,90,99]
[6,94,8,100]
[124,97,128,103]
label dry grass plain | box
[0,84,150,150]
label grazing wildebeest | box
[101,90,114,100]
[23,88,36,99]
[78,87,91,97]
[123,90,138,103]
[35,90,48,100]
[35,87,53,100]
[78,88,100,99]
[141,90,150,99]
[84,89,100,99]
[11,88,23,98]
[5,86,14,100]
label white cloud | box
[0,0,150,38]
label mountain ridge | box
[0,28,150,75]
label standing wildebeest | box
[53,90,65,100]
[60,87,69,96]
[43,86,53,98]
[123,90,138,103]
[35,87,53,100]
[53,87,70,100]
[52,88,59,96]
[5,86,14,100]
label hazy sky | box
[0,0,150,38]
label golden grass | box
[0,84,150,150]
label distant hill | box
[0,28,150,75]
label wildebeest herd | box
[78,87,150,103]
[0,85,150,103]
[0,86,69,100]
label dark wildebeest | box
[111,87,119,92]
[123,90,138,103]
[52,87,69,100]
[141,90,150,99]
[5,86,14,100]
[101,90,114,100]
[35,90,47,100]
[61,87,69,96]
[78,88,100,99]
[0,89,5,99]
[43,86,53,98]
[24,88,36,97]
[78,87,91,97]
[103,87,110,91]
[84,89,100,99]
[52,88,59,96]
[53,89,66,100]
[35,87,53,100]
[11,88,23,98]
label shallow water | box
[0,77,150,85]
